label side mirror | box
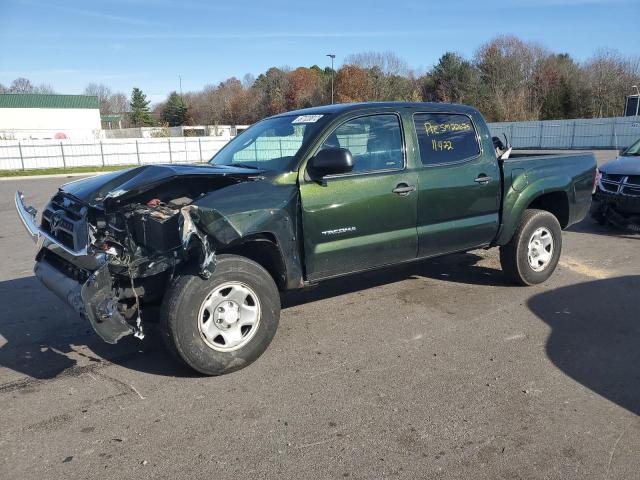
[308,148,353,178]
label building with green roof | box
[0,93,101,139]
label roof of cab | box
[272,101,479,117]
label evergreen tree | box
[129,87,154,127]
[161,91,188,126]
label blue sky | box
[0,0,638,103]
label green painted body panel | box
[412,109,502,257]
[196,102,595,287]
[300,169,418,280]
[496,152,596,245]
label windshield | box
[209,114,328,172]
[622,138,640,156]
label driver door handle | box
[393,183,416,196]
[474,174,493,185]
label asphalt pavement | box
[1,150,639,480]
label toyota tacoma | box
[16,102,597,375]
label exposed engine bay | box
[36,181,230,343]
[31,171,262,344]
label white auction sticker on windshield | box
[292,115,323,123]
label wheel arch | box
[217,233,288,290]
[496,175,573,246]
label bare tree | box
[475,36,548,121]
[345,51,409,76]
[84,83,112,114]
[108,92,129,114]
[9,77,35,93]
[242,73,256,88]
[582,49,640,117]
[34,84,55,94]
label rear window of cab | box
[413,113,480,166]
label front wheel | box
[499,209,562,286]
[160,254,280,375]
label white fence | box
[0,137,231,171]
[488,115,640,150]
[4,115,640,171]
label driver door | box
[299,113,418,281]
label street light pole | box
[326,54,336,104]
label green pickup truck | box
[16,102,596,375]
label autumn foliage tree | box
[335,65,373,103]
[79,35,639,129]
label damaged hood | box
[59,164,265,205]
[599,155,640,176]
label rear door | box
[299,112,418,280]
[413,111,501,257]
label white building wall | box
[0,108,101,140]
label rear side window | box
[413,113,480,166]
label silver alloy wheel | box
[197,281,261,352]
[527,227,554,272]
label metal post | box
[168,138,173,163]
[327,53,336,104]
[538,123,543,149]
[60,141,66,170]
[509,123,514,147]
[198,137,203,162]
[610,122,617,150]
[135,139,141,165]
[570,121,576,149]
[18,141,25,171]
[99,140,105,166]
[279,138,283,157]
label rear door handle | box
[474,175,493,185]
[393,184,416,196]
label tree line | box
[3,35,639,128]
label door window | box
[413,113,480,166]
[319,114,404,173]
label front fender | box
[191,179,305,289]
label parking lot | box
[0,151,638,480]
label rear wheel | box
[160,254,280,375]
[500,209,562,286]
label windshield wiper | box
[230,163,263,170]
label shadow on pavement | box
[0,276,196,381]
[284,252,512,308]
[567,217,640,239]
[528,275,640,415]
[1,252,513,381]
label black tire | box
[160,254,280,375]
[499,209,562,286]
[591,211,607,225]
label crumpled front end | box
[15,167,302,344]
[15,171,246,343]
